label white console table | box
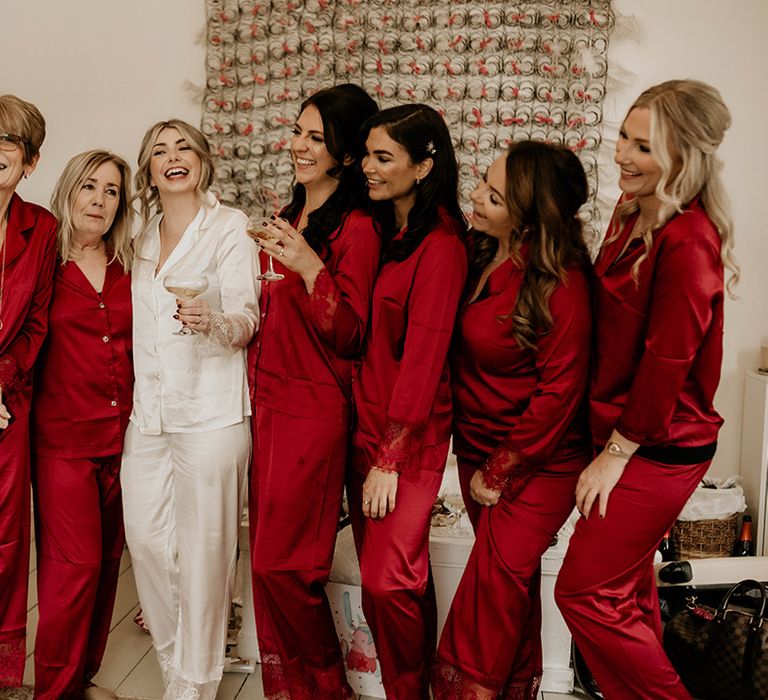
[740,370,768,556]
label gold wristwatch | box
[606,441,632,460]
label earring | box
[416,177,422,185]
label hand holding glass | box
[247,217,284,282]
[163,275,209,335]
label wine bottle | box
[733,515,755,557]
[659,527,675,561]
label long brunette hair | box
[280,84,377,259]
[362,104,464,261]
[472,141,590,350]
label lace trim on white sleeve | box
[196,312,255,357]
[209,312,254,348]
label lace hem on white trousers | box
[157,644,220,700]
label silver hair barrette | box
[426,141,436,155]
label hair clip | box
[426,141,436,155]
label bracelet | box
[371,466,399,477]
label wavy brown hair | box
[611,79,739,296]
[472,141,590,350]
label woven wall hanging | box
[203,0,613,234]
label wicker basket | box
[671,515,739,559]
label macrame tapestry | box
[203,0,613,232]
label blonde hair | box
[0,94,46,165]
[134,119,214,222]
[50,150,134,273]
[613,80,739,296]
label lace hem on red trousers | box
[260,651,354,700]
[432,658,542,700]
[0,635,25,686]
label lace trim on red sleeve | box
[500,461,540,502]
[481,447,517,490]
[298,266,338,337]
[0,356,24,411]
[375,420,420,474]
[0,356,20,389]
[480,469,509,492]
[481,447,539,501]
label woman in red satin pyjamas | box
[248,84,380,700]
[32,149,134,700]
[0,94,56,690]
[555,79,739,700]
[432,141,593,700]
[349,104,468,700]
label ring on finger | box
[363,499,371,505]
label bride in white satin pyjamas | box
[121,119,260,700]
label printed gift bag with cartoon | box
[326,582,385,698]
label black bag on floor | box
[664,578,768,700]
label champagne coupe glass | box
[247,214,284,282]
[163,275,209,335]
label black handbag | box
[664,578,768,700]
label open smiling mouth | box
[165,167,189,179]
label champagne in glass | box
[163,274,209,335]
[247,216,284,282]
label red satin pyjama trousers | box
[555,455,711,700]
[348,440,448,700]
[0,414,31,687]
[433,455,585,699]
[32,453,124,699]
[249,405,353,699]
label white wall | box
[4,0,767,479]
[1,0,207,202]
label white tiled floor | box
[22,535,582,699]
